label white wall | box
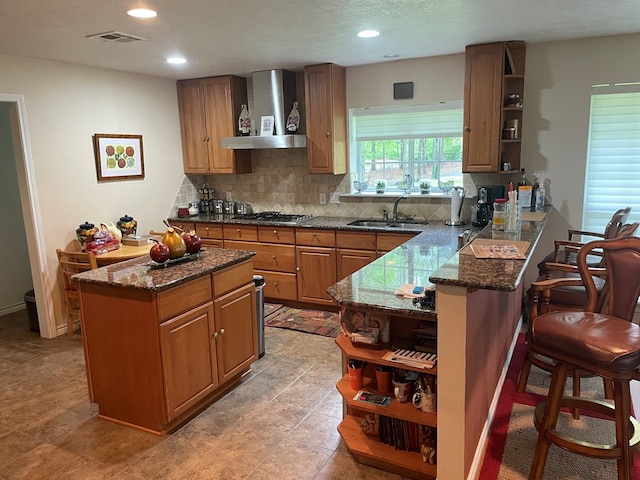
[523,33,640,228]
[0,103,32,312]
[0,53,185,334]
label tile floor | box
[0,310,407,480]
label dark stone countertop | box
[72,248,255,292]
[327,211,549,317]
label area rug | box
[479,333,640,479]
[264,306,341,338]
[264,303,284,318]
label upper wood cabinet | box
[304,63,347,175]
[462,41,526,173]
[177,75,252,174]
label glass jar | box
[492,199,506,231]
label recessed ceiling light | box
[357,30,380,38]
[167,57,187,65]
[127,8,157,18]
[383,54,400,58]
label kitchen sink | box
[347,220,391,227]
[387,222,428,229]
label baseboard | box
[0,302,26,317]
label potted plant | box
[375,179,387,194]
[419,180,431,194]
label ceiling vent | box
[86,31,148,43]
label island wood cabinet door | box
[304,63,347,175]
[177,75,252,175]
[160,302,218,420]
[296,246,337,305]
[213,282,257,383]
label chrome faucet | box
[392,195,408,222]
[382,209,389,221]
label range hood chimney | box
[222,69,306,149]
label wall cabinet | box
[462,41,526,173]
[304,63,347,174]
[177,75,252,174]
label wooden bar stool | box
[57,249,98,336]
[527,236,640,480]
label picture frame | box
[260,115,275,136]
[93,133,145,181]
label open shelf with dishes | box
[335,317,438,480]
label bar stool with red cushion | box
[527,236,640,480]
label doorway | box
[0,94,54,338]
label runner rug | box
[479,333,640,479]
[264,305,341,338]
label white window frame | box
[583,83,640,233]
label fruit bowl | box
[148,252,200,269]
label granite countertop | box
[328,211,549,317]
[72,248,255,292]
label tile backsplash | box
[170,149,508,223]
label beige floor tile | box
[0,443,80,480]
[0,431,43,469]
[245,441,334,480]
[18,406,95,442]
[314,450,393,479]
[284,411,342,452]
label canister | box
[492,199,506,231]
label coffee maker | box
[473,185,505,227]
[473,187,491,227]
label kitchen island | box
[327,208,567,480]
[73,248,257,434]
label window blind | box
[351,102,463,141]
[583,85,640,233]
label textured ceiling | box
[1,0,639,80]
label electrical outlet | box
[330,192,341,204]
[319,193,327,205]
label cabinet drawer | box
[252,243,296,273]
[256,270,298,301]
[295,228,336,247]
[257,226,295,244]
[377,232,417,252]
[196,223,223,239]
[157,275,212,322]
[336,231,376,250]
[223,224,258,241]
[212,259,253,297]
[170,221,196,233]
[202,239,224,249]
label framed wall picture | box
[260,116,275,136]
[93,133,145,181]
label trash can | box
[253,274,265,358]
[24,289,40,333]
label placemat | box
[466,238,530,259]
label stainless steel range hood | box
[222,69,306,150]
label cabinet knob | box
[272,255,276,259]
[273,230,277,235]
[273,282,278,286]
[202,137,207,142]
[236,228,240,233]
[325,131,331,137]
[213,331,218,338]
[464,126,471,132]
[312,233,317,237]
[220,328,225,335]
[296,267,300,271]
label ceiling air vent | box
[86,31,148,43]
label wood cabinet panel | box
[160,302,217,419]
[223,224,259,241]
[256,269,298,301]
[211,260,254,298]
[304,63,347,174]
[196,223,223,239]
[213,283,257,383]
[336,231,376,250]
[296,246,337,305]
[251,243,297,273]
[176,80,210,174]
[377,232,417,253]
[257,226,296,244]
[337,248,377,280]
[157,276,212,322]
[295,228,336,247]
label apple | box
[149,239,170,263]
[182,230,202,254]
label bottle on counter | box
[492,198,506,231]
[535,186,546,212]
[531,172,540,211]
[518,168,527,187]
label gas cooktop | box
[236,211,312,223]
